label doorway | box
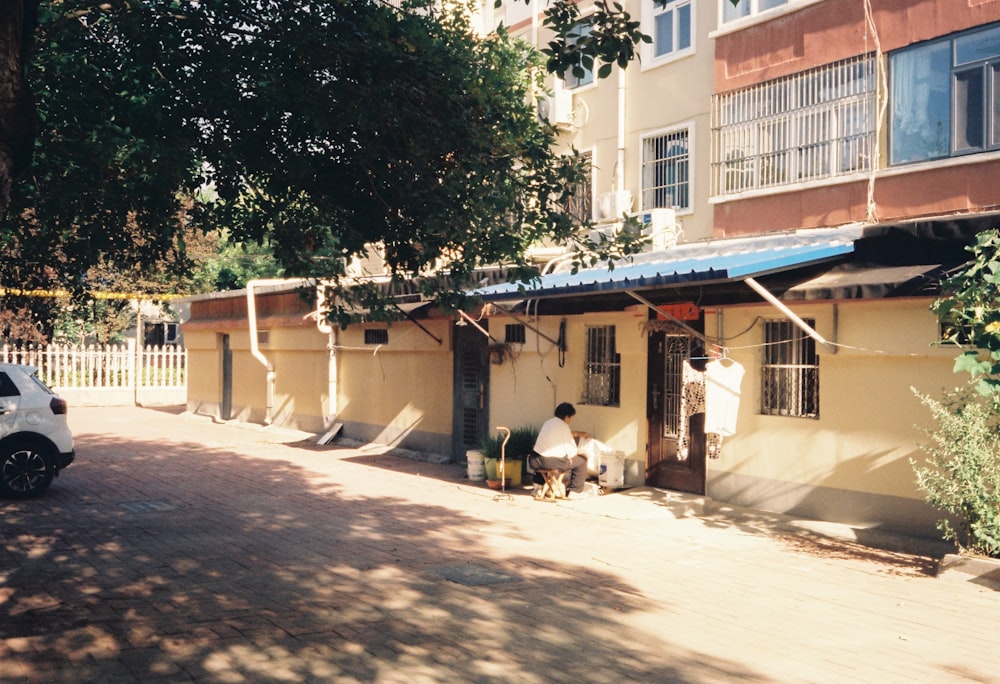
[646,328,706,494]
[220,334,232,421]
[451,322,490,463]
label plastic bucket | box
[598,450,626,488]
[466,450,486,482]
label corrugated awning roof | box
[474,226,864,302]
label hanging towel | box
[704,359,745,437]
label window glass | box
[565,21,594,89]
[993,64,1000,147]
[0,372,20,398]
[890,42,951,164]
[722,0,750,23]
[955,68,985,151]
[651,0,692,60]
[955,25,1000,66]
[760,0,788,10]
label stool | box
[535,469,567,501]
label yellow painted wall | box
[335,319,454,442]
[487,308,649,459]
[706,299,960,501]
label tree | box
[932,228,1000,406]
[2,1,656,319]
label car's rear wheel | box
[0,440,55,498]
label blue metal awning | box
[473,226,864,301]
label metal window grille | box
[505,324,526,345]
[761,320,819,418]
[364,328,389,345]
[661,335,692,436]
[711,55,875,196]
[582,325,620,406]
[564,151,593,223]
[641,128,690,210]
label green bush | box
[481,426,539,461]
[911,389,1000,558]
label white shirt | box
[533,416,577,459]
[704,359,745,436]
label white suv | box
[0,363,75,497]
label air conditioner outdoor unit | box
[631,208,682,251]
[596,190,634,221]
[540,89,574,128]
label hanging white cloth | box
[677,360,705,461]
[704,358,745,437]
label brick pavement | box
[1,406,999,683]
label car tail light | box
[50,396,68,415]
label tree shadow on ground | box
[2,427,771,683]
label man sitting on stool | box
[529,402,589,499]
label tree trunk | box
[0,0,37,220]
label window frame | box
[760,319,820,419]
[564,149,594,223]
[640,123,693,213]
[581,325,621,407]
[889,22,1000,165]
[641,0,695,69]
[564,18,595,91]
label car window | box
[27,373,55,395]
[0,372,21,398]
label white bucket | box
[466,449,486,481]
[598,450,625,488]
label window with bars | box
[364,328,389,345]
[711,55,875,196]
[641,127,690,211]
[505,324,526,345]
[582,325,620,407]
[564,151,593,223]
[761,319,819,418]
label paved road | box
[2,407,999,683]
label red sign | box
[656,302,700,321]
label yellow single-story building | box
[179,217,991,541]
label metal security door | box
[220,334,233,421]
[452,322,490,463]
[647,331,706,494]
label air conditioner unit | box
[596,190,634,221]
[631,208,682,251]
[587,222,622,245]
[539,89,575,128]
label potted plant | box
[482,426,538,487]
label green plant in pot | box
[482,426,538,487]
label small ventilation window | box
[365,328,389,345]
[505,324,526,345]
[257,330,270,345]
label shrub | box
[481,426,539,461]
[911,389,1000,558]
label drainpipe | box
[246,279,281,425]
[314,283,339,424]
[616,65,626,196]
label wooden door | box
[220,334,232,421]
[647,330,706,494]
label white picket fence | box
[0,343,186,406]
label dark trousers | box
[528,453,588,493]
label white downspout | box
[315,284,338,424]
[246,279,280,425]
[616,65,626,195]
